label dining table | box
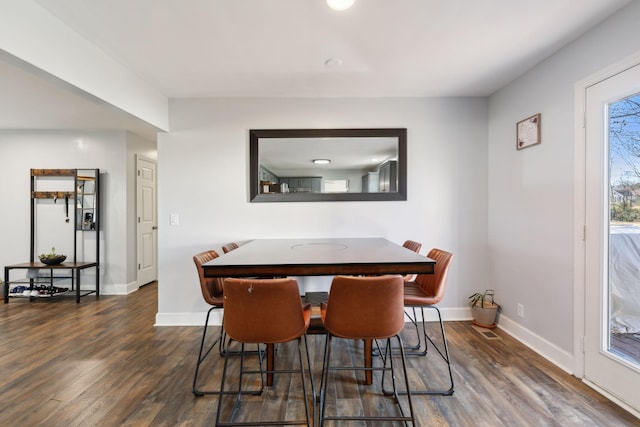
[202,237,435,385]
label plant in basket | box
[39,247,67,265]
[469,289,500,328]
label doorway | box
[583,60,640,415]
[136,155,158,286]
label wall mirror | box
[249,128,407,202]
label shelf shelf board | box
[9,290,96,299]
[32,191,75,199]
[31,169,75,177]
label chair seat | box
[403,281,439,305]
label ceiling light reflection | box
[326,0,355,11]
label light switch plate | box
[170,213,179,226]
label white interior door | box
[585,62,640,414]
[136,155,157,286]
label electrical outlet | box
[517,303,524,318]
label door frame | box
[574,50,640,412]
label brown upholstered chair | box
[192,250,226,396]
[319,275,415,426]
[401,239,422,281]
[399,240,425,350]
[402,239,422,254]
[221,242,239,254]
[403,248,454,395]
[216,277,314,427]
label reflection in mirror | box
[250,128,406,202]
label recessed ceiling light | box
[326,0,355,11]
[324,58,343,68]
[313,159,331,164]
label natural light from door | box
[608,93,640,368]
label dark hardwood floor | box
[0,282,638,426]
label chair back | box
[193,250,225,306]
[402,240,422,253]
[402,240,422,281]
[223,278,310,344]
[323,275,405,340]
[222,242,239,254]
[414,248,453,303]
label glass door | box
[608,93,640,364]
[585,62,640,414]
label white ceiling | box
[0,0,632,138]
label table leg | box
[266,343,275,386]
[76,268,81,304]
[4,267,9,304]
[364,339,372,385]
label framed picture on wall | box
[516,113,541,150]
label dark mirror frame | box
[249,128,407,202]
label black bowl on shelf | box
[39,255,67,265]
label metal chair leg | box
[390,306,455,396]
[414,305,454,395]
[302,335,316,425]
[402,307,427,354]
[216,338,313,426]
[193,308,265,397]
[372,306,426,356]
[193,306,223,396]
[320,334,415,426]
[382,335,416,424]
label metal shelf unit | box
[3,169,100,304]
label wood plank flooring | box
[0,282,638,426]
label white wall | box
[156,97,488,325]
[487,0,640,368]
[0,130,156,294]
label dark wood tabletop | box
[202,237,434,277]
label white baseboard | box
[497,314,574,374]
[405,306,472,322]
[155,310,223,327]
[403,308,575,376]
[154,306,470,327]
[100,281,139,295]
